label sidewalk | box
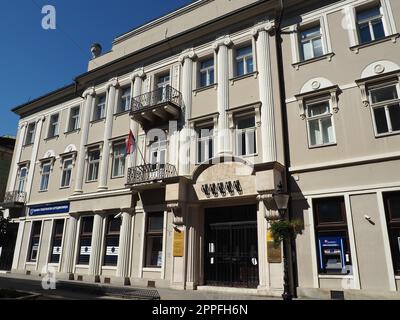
[0,272,281,300]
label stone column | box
[88,213,104,282]
[178,49,196,176]
[7,122,27,192]
[129,68,146,167]
[11,219,26,271]
[253,21,277,162]
[256,194,271,291]
[185,204,200,290]
[74,88,96,194]
[62,214,78,279]
[98,78,119,190]
[25,116,45,202]
[213,36,233,155]
[116,209,134,284]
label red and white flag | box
[126,130,136,155]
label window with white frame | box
[196,125,214,163]
[61,158,73,188]
[235,45,254,77]
[117,87,131,113]
[87,148,100,182]
[93,95,106,121]
[16,166,28,193]
[199,58,215,87]
[299,24,324,61]
[235,115,257,156]
[356,5,386,44]
[156,74,170,102]
[306,99,335,147]
[40,162,51,191]
[48,113,59,138]
[369,82,400,135]
[112,142,126,178]
[25,122,36,145]
[68,106,80,132]
[27,221,42,262]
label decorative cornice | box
[19,122,28,129]
[213,35,233,51]
[130,68,146,81]
[36,116,46,123]
[178,49,197,64]
[106,77,120,90]
[252,20,275,37]
[83,87,96,98]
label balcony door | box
[16,167,27,193]
[156,74,170,103]
[149,139,167,179]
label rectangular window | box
[156,74,170,102]
[383,191,400,275]
[25,122,36,145]
[39,162,51,191]
[112,142,126,178]
[197,125,214,163]
[16,166,28,193]
[48,113,59,138]
[49,219,64,263]
[68,106,80,131]
[117,87,131,113]
[313,197,352,275]
[103,216,121,266]
[236,116,257,156]
[77,216,94,265]
[199,58,215,87]
[87,149,100,182]
[356,5,386,44]
[306,100,335,147]
[144,213,164,268]
[61,158,73,188]
[28,221,42,262]
[299,24,324,61]
[235,45,253,77]
[369,83,400,135]
[93,95,106,121]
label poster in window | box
[157,251,163,267]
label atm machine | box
[318,236,350,274]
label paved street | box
[0,273,280,300]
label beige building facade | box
[2,0,400,299]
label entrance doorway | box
[0,223,18,271]
[204,205,259,288]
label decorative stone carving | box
[83,87,96,98]
[251,20,275,37]
[178,49,197,64]
[106,77,119,90]
[130,67,146,81]
[213,35,233,51]
[374,64,385,74]
[311,81,321,90]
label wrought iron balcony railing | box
[131,85,183,112]
[2,191,27,207]
[127,163,178,185]
[130,85,182,128]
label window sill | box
[292,53,335,70]
[318,274,353,279]
[64,129,80,135]
[85,180,98,184]
[350,33,400,54]
[110,175,125,180]
[374,131,400,139]
[90,118,106,125]
[25,262,36,266]
[47,263,59,267]
[23,143,34,148]
[59,186,71,190]
[229,71,258,85]
[395,276,400,280]
[44,135,59,141]
[102,266,117,270]
[193,84,217,95]
[75,264,89,269]
[308,142,337,150]
[142,267,162,272]
[114,110,130,118]
[38,189,48,193]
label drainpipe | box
[275,0,298,298]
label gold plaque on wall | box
[267,231,282,263]
[173,229,185,257]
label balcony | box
[1,191,27,208]
[127,163,178,186]
[130,85,182,129]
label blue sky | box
[0,0,192,136]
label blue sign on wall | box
[29,202,70,216]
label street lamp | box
[272,182,292,301]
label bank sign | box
[29,202,70,216]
